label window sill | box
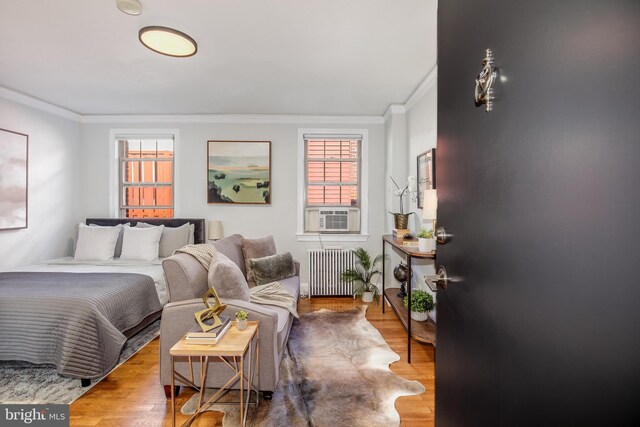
[296,233,370,242]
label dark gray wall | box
[436,1,640,425]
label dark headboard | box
[85,218,206,244]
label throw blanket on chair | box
[174,244,218,270]
[250,282,299,318]
[175,244,299,318]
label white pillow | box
[74,223,120,261]
[88,223,130,257]
[120,225,165,261]
[135,222,191,257]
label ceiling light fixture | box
[138,26,198,57]
[116,0,142,16]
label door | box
[436,1,640,425]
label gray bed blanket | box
[0,272,162,379]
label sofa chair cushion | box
[242,235,277,287]
[208,250,251,301]
[250,252,296,286]
[212,234,246,277]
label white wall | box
[383,68,438,300]
[80,119,386,284]
[0,97,82,269]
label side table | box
[170,320,260,427]
[382,235,436,363]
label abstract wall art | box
[207,140,271,204]
[0,128,28,230]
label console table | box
[382,235,436,363]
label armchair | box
[158,234,300,399]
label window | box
[297,129,369,241]
[118,137,174,218]
[305,137,360,207]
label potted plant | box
[235,310,249,330]
[403,289,434,321]
[389,176,414,229]
[416,227,435,252]
[341,247,383,304]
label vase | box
[362,291,374,303]
[394,214,410,230]
[236,319,248,330]
[419,238,435,252]
[410,311,429,322]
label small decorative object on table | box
[416,227,435,253]
[194,288,227,332]
[235,310,249,330]
[393,262,409,298]
[389,176,414,230]
[341,247,382,304]
[403,289,434,322]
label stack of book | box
[393,228,411,238]
[186,316,231,345]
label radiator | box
[307,248,356,296]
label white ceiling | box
[0,0,437,116]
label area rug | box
[0,319,160,404]
[181,307,425,427]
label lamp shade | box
[422,189,438,220]
[208,220,223,241]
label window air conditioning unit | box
[305,207,360,233]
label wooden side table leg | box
[197,356,209,410]
[240,355,245,427]
[171,356,175,427]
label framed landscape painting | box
[0,128,28,230]
[207,140,271,204]
[417,148,436,209]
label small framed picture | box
[417,148,436,209]
[207,140,271,204]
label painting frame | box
[207,140,272,205]
[0,128,28,230]
[417,148,436,209]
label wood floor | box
[69,297,435,426]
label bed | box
[0,218,205,383]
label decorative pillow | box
[74,223,120,261]
[88,223,130,257]
[120,225,164,261]
[242,235,277,287]
[250,252,296,286]
[136,222,191,257]
[208,250,250,301]
[213,234,246,277]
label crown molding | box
[404,65,438,111]
[383,104,407,122]
[80,114,384,124]
[0,86,386,125]
[0,86,82,122]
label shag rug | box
[0,319,160,404]
[181,307,425,427]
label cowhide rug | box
[181,306,425,427]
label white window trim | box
[109,129,180,218]
[297,128,369,242]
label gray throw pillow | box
[136,222,191,257]
[250,252,296,286]
[213,234,246,277]
[208,250,251,301]
[242,235,277,287]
